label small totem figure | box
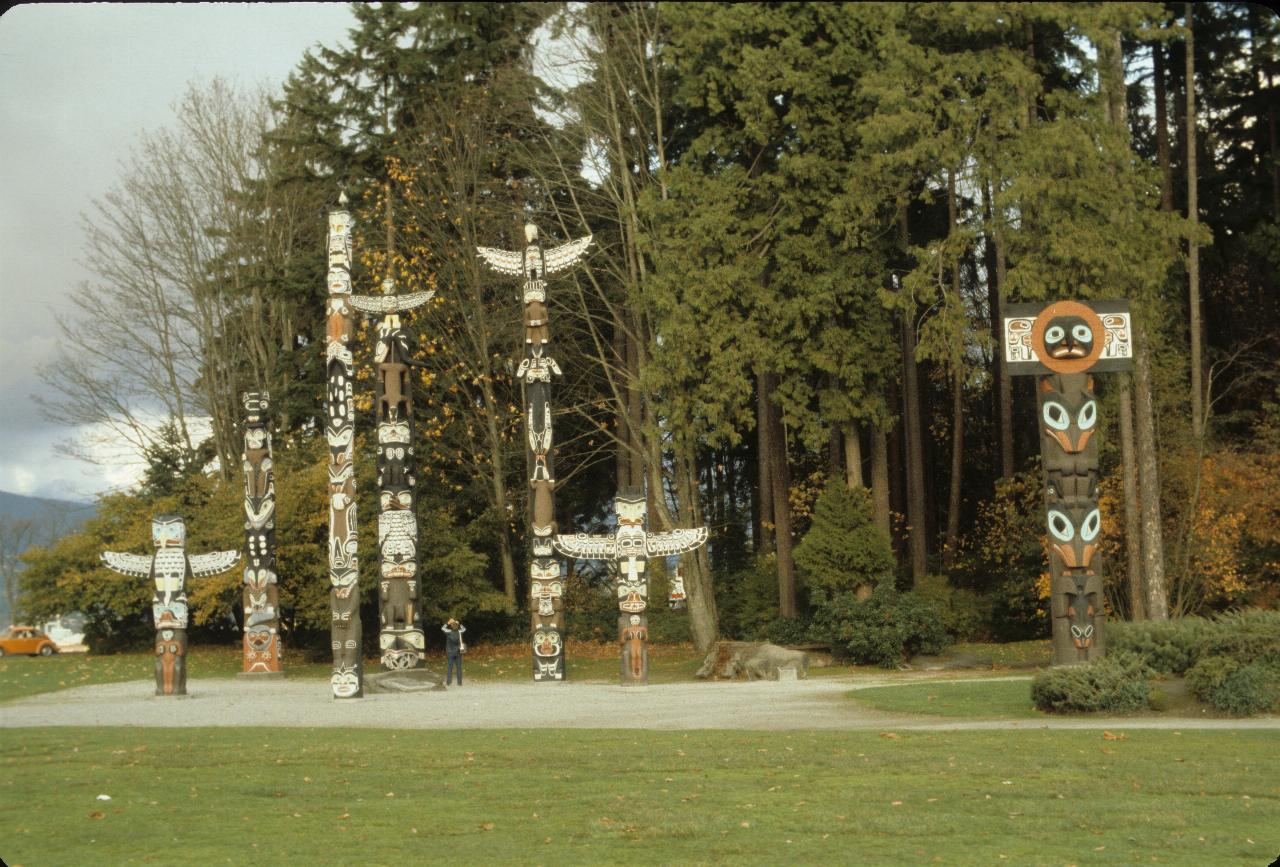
[1003,299,1133,665]
[477,221,591,682]
[241,391,282,675]
[101,515,239,695]
[668,564,687,609]
[554,487,707,685]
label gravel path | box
[2,674,1277,731]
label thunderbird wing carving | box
[100,552,153,578]
[189,550,241,577]
[348,289,436,314]
[552,533,616,561]
[475,246,525,276]
[645,527,708,558]
[543,235,593,274]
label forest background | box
[13,2,1280,657]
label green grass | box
[944,640,1052,668]
[852,677,1044,719]
[0,727,1275,865]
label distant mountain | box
[0,490,95,525]
[0,491,96,627]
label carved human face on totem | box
[1039,376,1098,455]
[152,516,185,549]
[618,580,647,613]
[1030,301,1105,375]
[331,664,361,698]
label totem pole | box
[477,222,592,681]
[349,279,435,671]
[241,391,282,675]
[325,195,363,699]
[1002,300,1133,665]
[101,516,239,695]
[668,564,687,609]
[554,488,708,685]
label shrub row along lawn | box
[0,727,1274,865]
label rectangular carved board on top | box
[1002,300,1133,376]
[1000,299,1131,667]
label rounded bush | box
[1187,655,1280,716]
[1030,653,1152,713]
[811,584,950,668]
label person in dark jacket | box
[442,618,466,685]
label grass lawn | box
[852,677,1044,720]
[1,727,1275,865]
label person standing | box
[442,618,466,686]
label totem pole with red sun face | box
[1003,300,1133,665]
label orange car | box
[0,625,59,657]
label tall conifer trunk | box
[870,423,892,541]
[760,371,796,617]
[1185,3,1204,440]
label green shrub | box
[794,482,894,599]
[1030,653,1152,713]
[913,574,989,642]
[1186,656,1280,716]
[761,616,813,647]
[714,555,784,640]
[1109,609,1280,675]
[1108,617,1217,675]
[811,584,950,668]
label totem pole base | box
[236,671,286,681]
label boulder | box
[695,641,809,681]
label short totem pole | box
[554,488,707,685]
[477,222,592,681]
[101,516,240,695]
[324,195,363,698]
[241,391,282,675]
[1003,300,1133,665]
[349,279,435,671]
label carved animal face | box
[152,516,185,548]
[533,628,562,657]
[1040,376,1097,454]
[1045,484,1101,571]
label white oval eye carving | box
[1078,400,1097,430]
[1072,324,1092,342]
[1048,510,1074,542]
[1045,325,1065,344]
[1043,401,1070,431]
[1080,509,1101,542]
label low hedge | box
[811,585,950,669]
[1030,653,1153,713]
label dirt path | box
[2,674,1277,731]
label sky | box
[0,3,356,503]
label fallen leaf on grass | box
[1102,731,1127,741]
[879,732,900,740]
[479,823,495,831]
[88,811,104,819]
[337,812,350,820]
[740,821,751,828]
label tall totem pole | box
[555,489,707,684]
[1003,300,1133,665]
[241,391,282,675]
[349,279,435,671]
[325,195,363,698]
[101,516,240,695]
[477,223,592,681]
